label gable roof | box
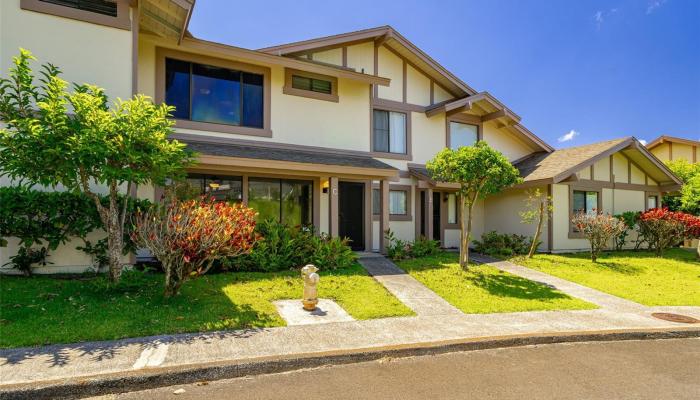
[646,135,700,149]
[257,26,476,98]
[515,137,682,188]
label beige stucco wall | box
[630,163,645,184]
[482,123,535,162]
[376,46,403,102]
[346,42,374,75]
[406,64,431,106]
[311,48,342,65]
[593,156,610,181]
[551,183,650,252]
[650,143,670,162]
[483,186,549,251]
[650,142,698,163]
[0,0,132,102]
[612,153,628,183]
[433,84,452,103]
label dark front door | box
[433,192,441,241]
[339,182,365,251]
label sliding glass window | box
[179,174,243,202]
[248,178,313,226]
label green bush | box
[384,230,441,260]
[0,186,151,273]
[473,231,531,257]
[613,211,639,251]
[225,220,356,272]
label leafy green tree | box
[0,49,194,282]
[427,142,522,268]
[519,188,552,258]
[665,159,700,215]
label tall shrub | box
[0,50,193,282]
[571,212,626,262]
[132,197,257,297]
[637,208,699,256]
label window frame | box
[568,186,602,238]
[645,191,662,210]
[156,48,272,137]
[247,177,314,226]
[21,0,131,30]
[446,114,482,150]
[183,173,243,203]
[443,192,460,228]
[283,68,338,102]
[372,184,412,221]
[370,108,412,160]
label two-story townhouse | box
[0,0,683,272]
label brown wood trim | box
[609,155,614,182]
[379,180,390,253]
[425,188,434,242]
[383,43,462,100]
[341,46,348,67]
[644,191,662,211]
[21,0,132,30]
[552,138,634,183]
[402,60,407,104]
[442,192,460,229]
[131,3,139,96]
[372,184,413,221]
[627,158,632,184]
[373,43,379,98]
[283,68,339,103]
[364,180,372,251]
[562,179,661,192]
[430,81,435,105]
[155,47,273,137]
[313,177,321,234]
[693,146,697,163]
[567,184,603,239]
[668,141,673,161]
[371,98,426,112]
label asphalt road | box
[100,338,700,400]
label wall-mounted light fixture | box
[322,179,329,194]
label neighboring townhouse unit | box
[646,135,699,164]
[0,0,683,271]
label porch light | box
[209,182,220,189]
[321,179,329,193]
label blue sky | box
[189,0,700,148]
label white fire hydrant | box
[301,264,320,311]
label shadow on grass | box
[469,270,570,301]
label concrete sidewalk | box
[1,254,699,396]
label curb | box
[1,327,698,399]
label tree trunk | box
[696,239,699,259]
[528,201,545,258]
[106,208,124,283]
[459,196,468,270]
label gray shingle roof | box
[185,141,397,170]
[515,138,630,182]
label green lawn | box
[396,252,595,314]
[0,264,413,348]
[512,249,700,306]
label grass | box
[0,263,413,348]
[512,248,700,306]
[396,252,595,314]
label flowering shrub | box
[132,197,257,297]
[638,208,700,256]
[571,212,627,262]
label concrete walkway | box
[1,255,699,389]
[470,254,647,312]
[357,255,461,316]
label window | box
[647,195,658,210]
[165,58,264,128]
[291,75,332,94]
[447,193,458,225]
[248,178,313,226]
[40,0,116,16]
[572,190,599,215]
[178,174,242,203]
[21,0,130,29]
[373,110,407,154]
[449,121,478,150]
[283,68,338,102]
[372,188,381,215]
[389,190,407,215]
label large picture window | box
[373,110,407,154]
[449,121,478,150]
[165,58,264,128]
[248,178,313,226]
[572,190,599,215]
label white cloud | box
[639,139,648,145]
[558,130,579,143]
[594,10,604,29]
[646,0,667,14]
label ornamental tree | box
[427,142,522,268]
[519,188,553,258]
[638,208,700,257]
[664,159,700,215]
[571,212,627,262]
[132,195,258,297]
[0,50,194,282]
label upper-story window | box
[165,58,264,128]
[283,68,338,102]
[21,0,131,30]
[40,0,116,16]
[373,110,407,154]
[448,121,478,150]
